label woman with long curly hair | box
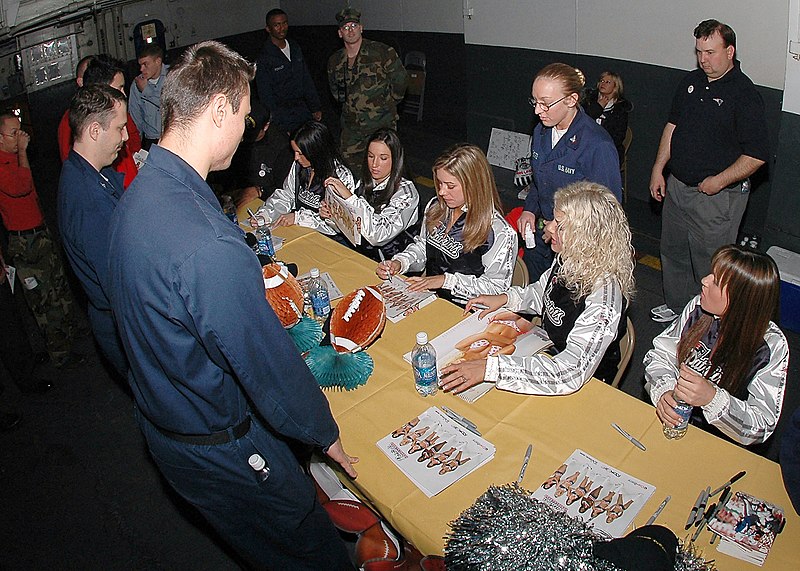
[645,245,789,445]
[440,181,635,394]
[376,143,517,303]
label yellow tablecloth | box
[275,226,798,570]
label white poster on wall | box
[783,0,800,115]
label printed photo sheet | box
[377,406,495,497]
[531,449,655,538]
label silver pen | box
[611,422,646,451]
[517,444,533,485]
[645,495,671,526]
[377,249,399,286]
[441,406,481,436]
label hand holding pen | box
[376,251,401,281]
[463,293,508,318]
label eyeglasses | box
[528,94,568,112]
[341,23,360,31]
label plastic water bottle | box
[248,453,270,482]
[412,332,438,396]
[256,226,275,257]
[221,195,238,225]
[663,390,692,440]
[308,268,331,322]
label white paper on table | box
[531,449,656,539]
[296,271,343,301]
[325,187,361,246]
[402,309,553,402]
[377,406,495,497]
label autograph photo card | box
[377,407,495,497]
[531,449,655,538]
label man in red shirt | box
[0,112,84,368]
[57,55,141,188]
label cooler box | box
[767,246,800,333]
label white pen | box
[611,422,646,451]
[517,444,533,485]
[645,495,671,526]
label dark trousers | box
[88,305,128,378]
[660,175,748,312]
[137,409,353,570]
[521,225,554,284]
[0,274,37,390]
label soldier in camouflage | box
[327,7,408,169]
[0,113,85,368]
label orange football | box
[262,263,304,328]
[329,286,386,353]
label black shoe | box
[0,410,22,432]
[54,352,87,370]
[19,379,54,394]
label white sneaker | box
[650,304,670,317]
[651,304,679,323]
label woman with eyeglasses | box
[582,71,632,163]
[645,245,789,445]
[440,182,635,395]
[517,63,621,283]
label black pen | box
[691,501,717,542]
[709,487,732,544]
[685,487,708,530]
[709,470,746,497]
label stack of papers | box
[325,187,361,246]
[377,406,495,497]
[708,491,785,566]
[402,310,553,403]
[531,449,655,538]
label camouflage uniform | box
[328,39,408,168]
[7,229,82,363]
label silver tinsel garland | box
[444,485,716,571]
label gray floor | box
[1,111,798,569]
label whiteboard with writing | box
[486,127,531,171]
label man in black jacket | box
[256,8,322,134]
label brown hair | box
[139,44,164,61]
[426,144,503,252]
[161,41,255,137]
[536,63,586,97]
[677,245,779,395]
[694,19,736,49]
[69,84,127,139]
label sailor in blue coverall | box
[519,64,621,281]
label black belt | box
[10,224,46,237]
[155,416,251,445]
